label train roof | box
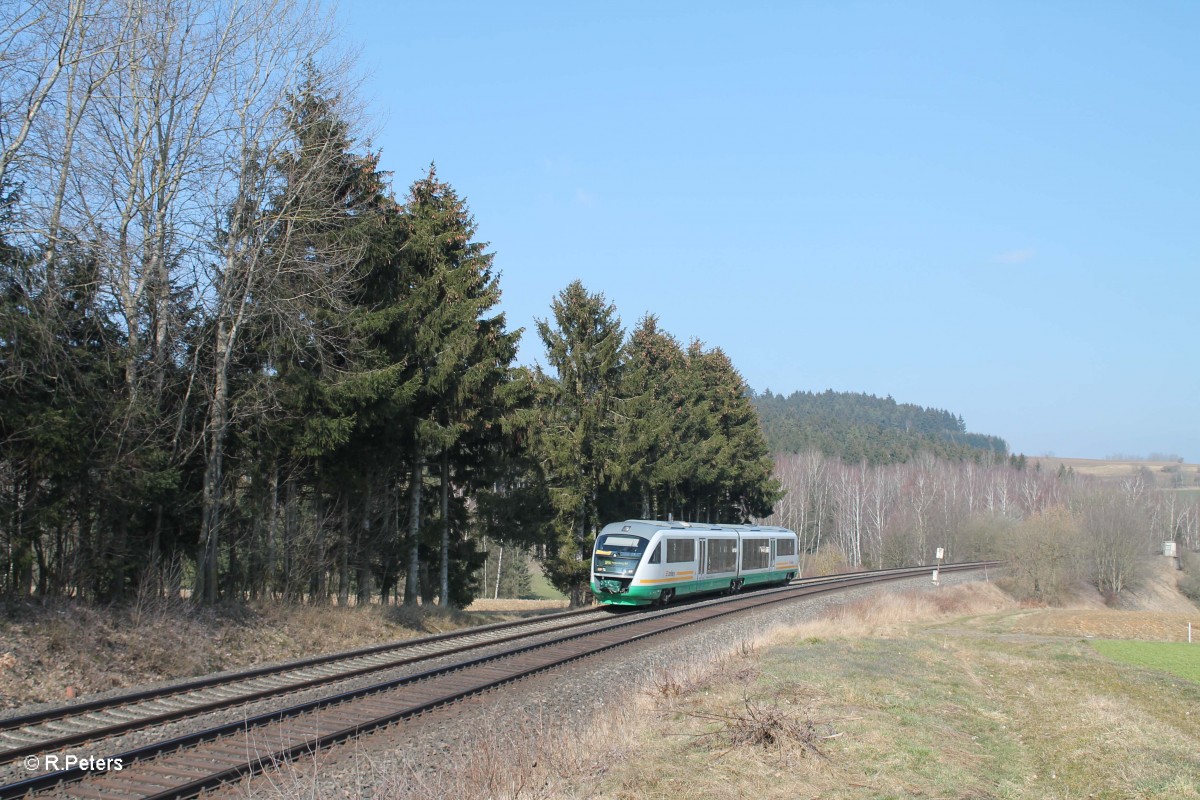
[598,519,796,537]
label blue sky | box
[340,1,1198,460]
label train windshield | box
[592,534,649,577]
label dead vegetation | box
[1005,608,1200,641]
[464,598,569,613]
[761,580,1015,645]
[0,598,555,708]
[243,707,640,800]
[646,638,759,701]
[594,579,1200,800]
[681,695,834,761]
[234,577,1199,799]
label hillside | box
[753,389,1008,464]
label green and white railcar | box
[590,519,800,607]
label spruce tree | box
[678,342,780,522]
[620,315,687,518]
[388,165,520,606]
[238,65,395,604]
[533,280,624,604]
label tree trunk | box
[404,451,423,605]
[338,498,350,606]
[420,560,435,605]
[313,487,327,605]
[197,320,230,605]
[439,450,450,606]
[356,490,373,606]
[266,463,279,599]
[283,474,296,603]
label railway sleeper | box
[136,762,214,778]
[67,785,130,799]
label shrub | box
[805,543,850,576]
[1178,549,1200,604]
[999,506,1084,604]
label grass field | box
[586,585,1200,800]
[241,581,1200,799]
[1033,456,1200,487]
[526,557,568,601]
[1091,639,1200,684]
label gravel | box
[229,568,992,799]
[0,610,619,792]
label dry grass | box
[645,638,761,701]
[0,598,556,709]
[1034,456,1200,484]
[592,582,1200,800]
[233,580,1200,799]
[1006,608,1200,642]
[464,598,570,613]
[761,581,1016,645]
[242,706,642,800]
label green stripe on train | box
[591,570,793,606]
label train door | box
[698,539,707,579]
[771,539,777,563]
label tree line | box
[763,450,1200,603]
[0,0,778,608]
[754,389,1009,464]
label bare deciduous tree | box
[762,448,1183,604]
[0,0,86,193]
[1077,486,1152,602]
[193,0,359,604]
[1002,506,1084,603]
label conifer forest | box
[0,0,781,607]
[2,1,1196,610]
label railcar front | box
[590,524,661,606]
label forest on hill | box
[753,390,1009,464]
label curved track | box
[0,561,998,800]
[0,607,610,764]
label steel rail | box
[0,607,615,765]
[0,606,600,734]
[0,561,997,800]
[0,561,956,755]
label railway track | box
[1,561,997,799]
[0,607,611,766]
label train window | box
[776,538,796,557]
[706,538,737,573]
[666,538,695,563]
[595,535,648,554]
[593,534,650,577]
[742,538,770,570]
[647,543,661,564]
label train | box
[589,519,800,607]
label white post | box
[494,546,503,600]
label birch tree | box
[193,0,351,604]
